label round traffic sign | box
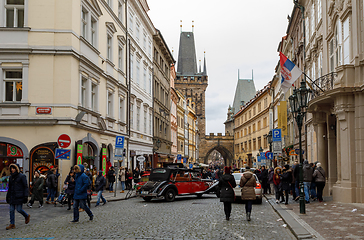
[57,134,71,148]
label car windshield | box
[149,168,170,181]
[233,173,242,180]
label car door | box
[174,171,191,194]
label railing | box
[311,72,337,98]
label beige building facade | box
[0,0,129,192]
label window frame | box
[5,0,25,28]
[3,69,23,102]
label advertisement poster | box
[76,144,83,165]
[102,148,107,176]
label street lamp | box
[289,81,311,214]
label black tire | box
[164,189,176,202]
[196,194,203,198]
[143,197,152,202]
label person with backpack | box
[240,166,257,221]
[95,170,107,207]
[46,168,57,204]
[70,164,93,223]
[313,162,326,202]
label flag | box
[279,52,303,93]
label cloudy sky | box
[148,0,294,134]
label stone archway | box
[203,145,234,166]
[199,133,234,166]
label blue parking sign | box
[115,136,124,148]
[272,129,282,142]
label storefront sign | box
[31,147,55,176]
[36,107,52,115]
[137,156,145,161]
[7,144,23,157]
[102,148,107,176]
[76,144,83,165]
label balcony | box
[311,72,337,98]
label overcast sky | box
[148,0,294,134]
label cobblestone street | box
[0,195,295,240]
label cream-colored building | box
[176,89,186,164]
[187,103,197,164]
[276,0,364,203]
[234,85,270,168]
[0,0,129,192]
[170,64,178,159]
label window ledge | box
[106,59,115,67]
[0,102,30,107]
[106,116,116,122]
[80,37,100,55]
[78,106,101,117]
[0,27,30,31]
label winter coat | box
[268,169,274,184]
[133,170,140,180]
[95,174,106,192]
[73,165,90,200]
[64,174,75,195]
[313,167,326,183]
[31,175,45,201]
[273,167,282,187]
[218,174,236,203]
[240,172,256,201]
[108,169,116,182]
[119,169,126,182]
[261,168,268,181]
[303,164,314,182]
[46,171,57,189]
[281,169,292,191]
[6,164,29,205]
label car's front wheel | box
[165,189,176,202]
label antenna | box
[172,48,174,57]
[180,20,182,32]
[192,20,194,33]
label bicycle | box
[125,183,137,199]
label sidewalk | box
[0,183,136,205]
[266,194,364,240]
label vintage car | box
[136,167,219,202]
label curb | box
[265,196,316,240]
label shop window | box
[5,0,24,28]
[82,142,95,169]
[4,70,22,102]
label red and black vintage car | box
[136,167,219,202]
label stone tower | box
[175,31,208,136]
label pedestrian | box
[64,171,75,210]
[46,168,57,204]
[293,161,300,201]
[107,166,116,192]
[70,164,93,223]
[133,167,140,183]
[310,163,317,201]
[27,170,45,208]
[126,168,133,189]
[261,166,268,194]
[95,170,107,207]
[303,160,314,203]
[6,164,30,230]
[218,166,236,221]
[313,162,326,202]
[268,167,274,195]
[119,167,126,193]
[85,168,92,207]
[281,165,292,205]
[240,166,256,221]
[273,167,283,203]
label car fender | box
[158,183,178,197]
[202,180,219,194]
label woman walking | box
[313,162,326,202]
[27,170,45,208]
[64,171,75,210]
[273,167,283,203]
[119,167,126,193]
[281,165,292,205]
[240,166,256,221]
[218,166,236,221]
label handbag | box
[227,181,236,201]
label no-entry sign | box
[57,134,71,148]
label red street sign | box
[265,151,271,158]
[36,107,52,114]
[57,134,71,148]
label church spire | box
[203,51,207,76]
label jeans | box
[303,182,311,202]
[73,199,93,221]
[9,204,29,225]
[274,184,283,201]
[109,182,114,191]
[245,200,253,213]
[310,182,317,199]
[121,181,125,191]
[46,188,56,202]
[223,202,232,218]
[96,190,106,205]
[67,194,74,209]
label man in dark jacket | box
[260,166,269,194]
[303,160,313,203]
[107,166,116,192]
[6,164,30,230]
[95,170,107,207]
[281,165,292,205]
[70,164,93,223]
[46,168,57,204]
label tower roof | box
[177,32,197,75]
[232,71,256,114]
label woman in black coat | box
[64,171,76,210]
[218,166,236,220]
[6,164,30,230]
[280,165,292,205]
[27,170,45,208]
